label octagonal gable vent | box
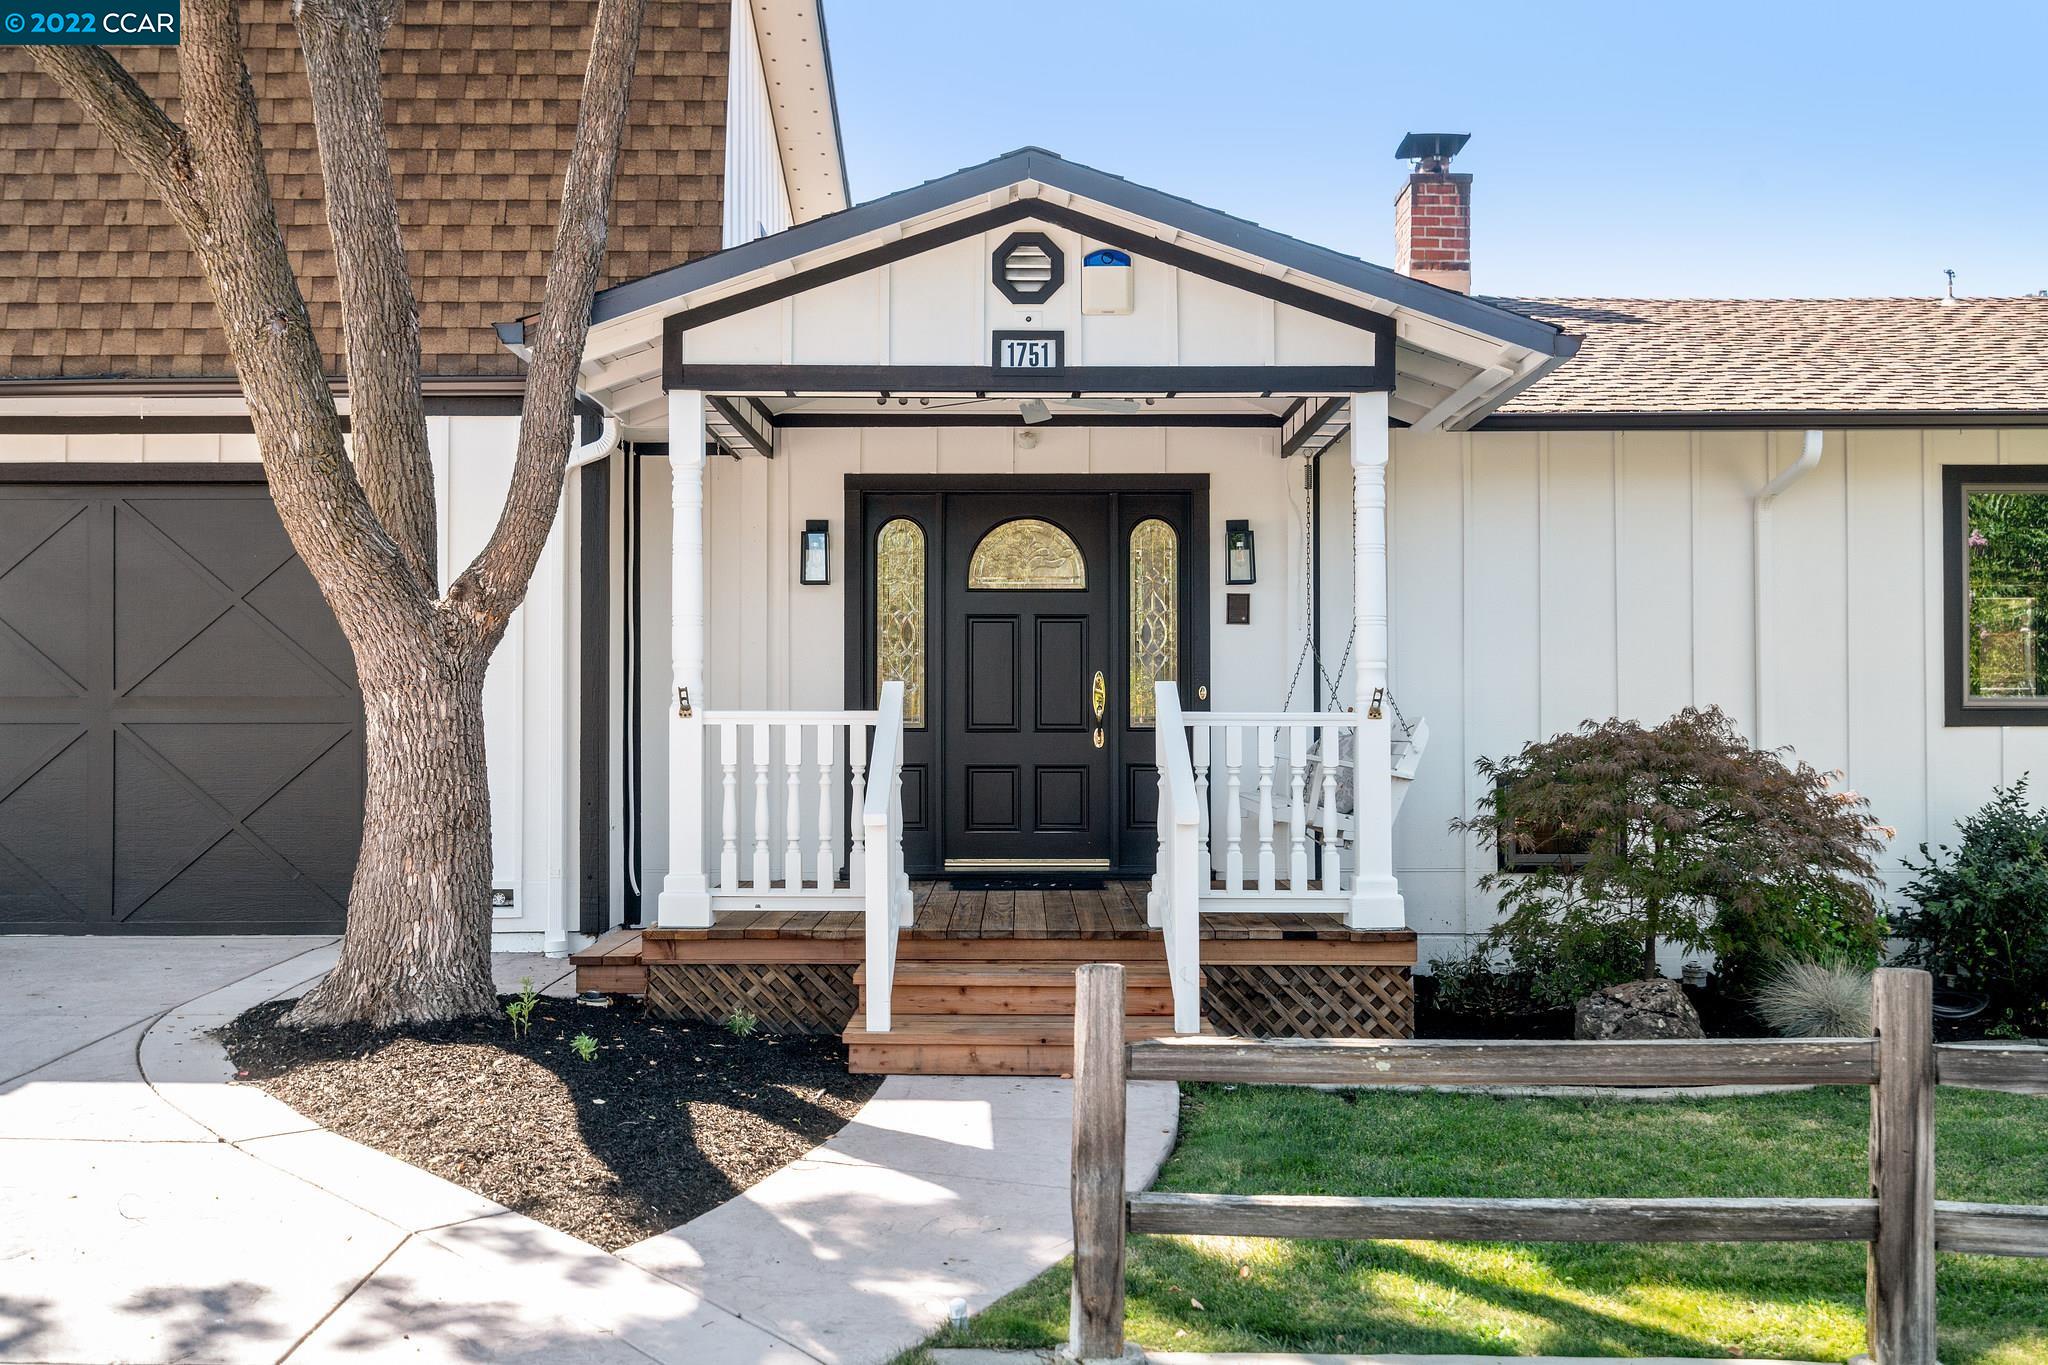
[993,231,1064,305]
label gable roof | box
[0,0,735,383]
[1490,297,2048,423]
[568,146,1579,361]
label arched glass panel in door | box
[875,518,926,727]
[1127,518,1178,728]
[966,518,1087,590]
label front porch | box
[551,148,1573,1070]
[576,878,1416,1075]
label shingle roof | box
[1489,296,2048,418]
[0,0,729,382]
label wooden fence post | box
[1071,963,1128,1361]
[1868,967,1936,1364]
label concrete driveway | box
[0,938,806,1363]
[0,938,1178,1365]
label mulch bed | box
[219,996,881,1251]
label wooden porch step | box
[855,960,1180,1017]
[842,1011,1192,1077]
[570,929,646,995]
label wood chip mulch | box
[218,997,881,1251]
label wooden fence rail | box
[1068,963,2048,1365]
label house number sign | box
[992,330,1064,371]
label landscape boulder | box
[1572,978,1705,1041]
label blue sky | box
[827,1,2048,299]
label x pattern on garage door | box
[0,482,364,933]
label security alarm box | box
[1081,248,1133,314]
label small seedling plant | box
[506,976,540,1038]
[723,1009,759,1038]
[570,1032,598,1062]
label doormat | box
[947,876,1110,892]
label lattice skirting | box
[645,963,858,1035]
[1202,963,1414,1039]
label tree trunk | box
[286,642,499,1027]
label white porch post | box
[657,389,713,927]
[1348,390,1405,929]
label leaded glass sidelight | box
[967,518,1086,590]
[1128,518,1178,728]
[875,518,927,727]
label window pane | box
[875,518,926,727]
[967,518,1086,590]
[1128,518,1177,728]
[1966,489,2048,701]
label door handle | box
[1091,670,1106,722]
[1092,726,1105,749]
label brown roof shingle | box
[0,0,729,381]
[1491,296,2048,418]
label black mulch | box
[218,997,881,1251]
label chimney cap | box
[1395,132,1470,166]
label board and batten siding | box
[721,0,793,248]
[0,418,580,950]
[1378,425,2048,968]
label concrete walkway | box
[0,937,1177,1364]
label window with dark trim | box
[1944,465,2048,726]
[1493,777,1606,873]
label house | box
[6,14,2048,1075]
[0,0,845,951]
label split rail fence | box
[1067,964,2048,1365]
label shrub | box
[1712,881,1888,994]
[1898,778,2048,1035]
[1454,707,1889,991]
[1754,957,1873,1037]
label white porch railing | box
[706,709,879,905]
[1151,683,1203,1034]
[1187,711,1363,910]
[861,681,912,1031]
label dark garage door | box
[0,474,363,933]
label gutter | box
[548,411,623,958]
[1752,430,1825,748]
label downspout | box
[1752,430,1824,748]
[549,413,623,959]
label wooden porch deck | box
[666,879,1399,943]
[575,879,1415,1075]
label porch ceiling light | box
[1019,398,1052,425]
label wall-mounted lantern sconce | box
[1224,520,1256,585]
[800,520,831,585]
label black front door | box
[941,495,1113,871]
[849,477,1207,879]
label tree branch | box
[29,45,207,233]
[455,0,649,631]
[294,0,438,590]
[170,0,427,636]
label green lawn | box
[918,1085,2048,1362]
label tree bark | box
[289,641,500,1027]
[35,0,650,1027]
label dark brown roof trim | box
[1476,409,2048,431]
[0,375,525,399]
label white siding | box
[678,217,1380,373]
[1383,426,2048,966]
[0,418,578,949]
[721,0,792,247]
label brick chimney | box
[1393,132,1472,293]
